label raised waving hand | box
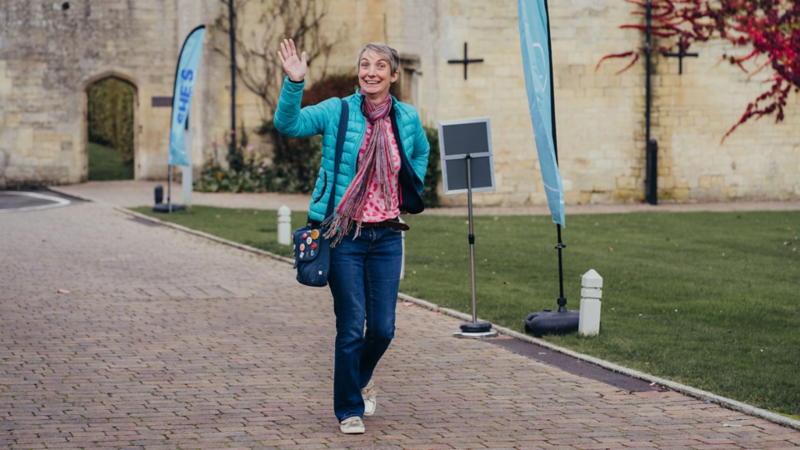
[278,39,307,82]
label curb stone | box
[50,186,800,433]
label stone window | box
[397,54,420,106]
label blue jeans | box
[328,227,402,422]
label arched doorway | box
[85,76,137,180]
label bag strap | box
[326,98,349,219]
[306,98,349,226]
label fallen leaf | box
[493,216,499,221]
[401,302,414,307]
[504,281,511,285]
[644,362,650,365]
[57,289,70,294]
[607,246,614,251]
[662,309,667,313]
[784,241,791,246]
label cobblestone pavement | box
[2,203,800,449]
[53,181,800,216]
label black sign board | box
[438,117,496,195]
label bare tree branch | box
[213,0,338,120]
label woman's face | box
[358,50,399,103]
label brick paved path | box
[2,203,799,449]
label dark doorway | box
[86,77,136,180]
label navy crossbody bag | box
[292,99,349,287]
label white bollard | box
[579,269,603,336]
[277,205,292,245]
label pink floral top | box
[358,117,401,222]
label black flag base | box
[153,204,185,213]
[525,298,579,337]
[453,321,498,339]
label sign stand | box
[438,117,498,339]
[454,155,497,338]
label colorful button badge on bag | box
[311,229,320,240]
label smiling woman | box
[355,44,400,104]
[274,39,430,435]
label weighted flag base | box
[524,309,579,337]
[153,204,185,213]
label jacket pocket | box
[312,172,328,203]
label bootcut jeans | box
[328,226,402,422]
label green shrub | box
[423,126,442,208]
[194,125,322,194]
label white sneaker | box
[361,379,376,417]
[339,416,365,434]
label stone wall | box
[382,0,800,206]
[2,0,798,204]
[0,0,222,186]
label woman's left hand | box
[278,38,307,82]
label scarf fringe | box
[325,94,397,246]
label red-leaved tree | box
[597,0,800,142]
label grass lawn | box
[88,142,133,181]
[134,205,800,416]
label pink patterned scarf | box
[324,94,397,245]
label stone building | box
[1,0,798,203]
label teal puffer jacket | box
[273,77,430,223]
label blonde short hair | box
[356,42,400,74]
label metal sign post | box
[438,117,498,339]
